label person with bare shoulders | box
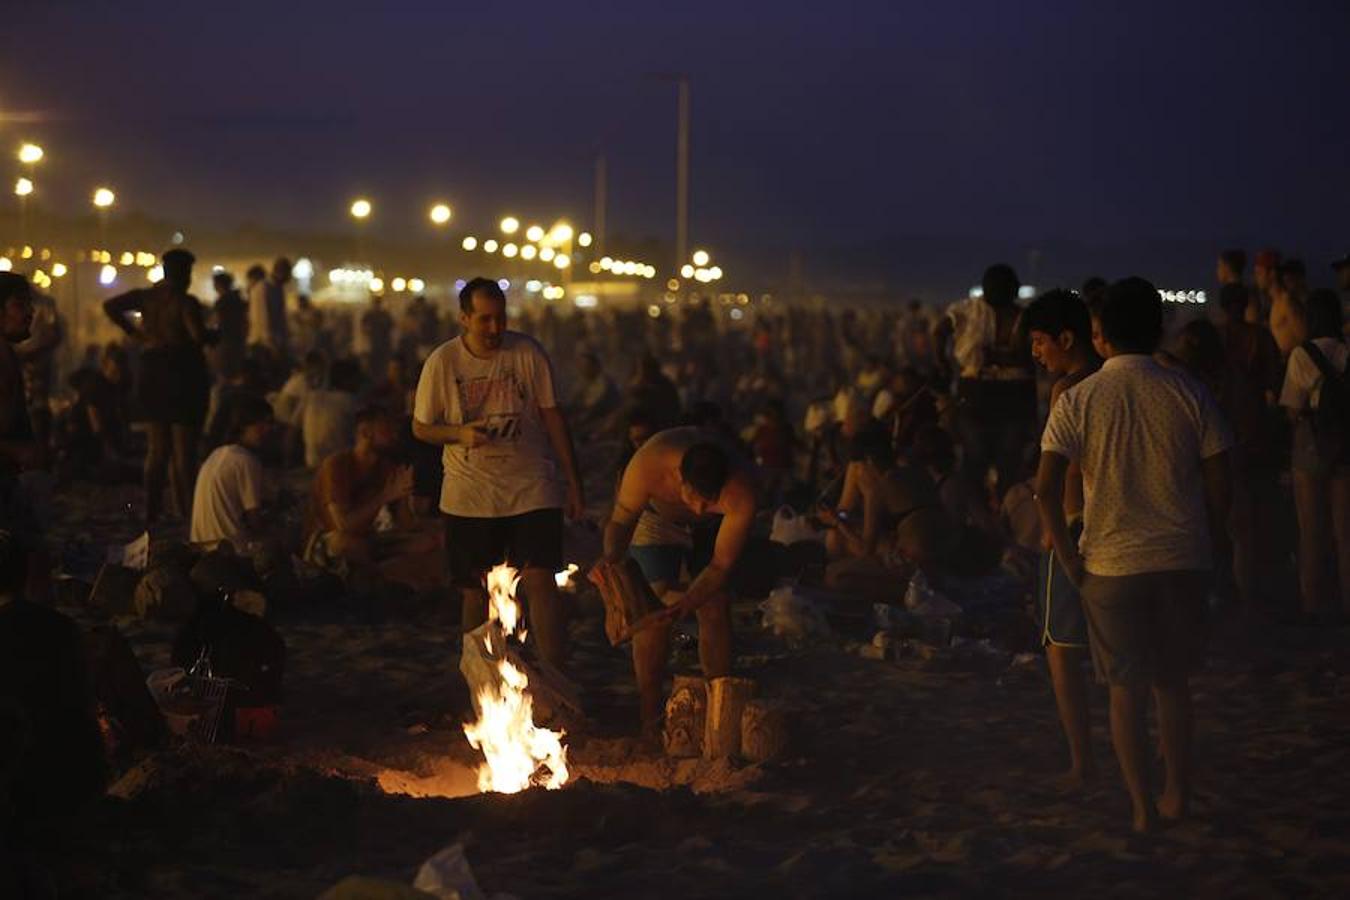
[1024,289,1101,790]
[594,427,758,731]
[104,249,210,526]
[306,405,440,588]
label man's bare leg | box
[1153,676,1192,822]
[520,567,566,669]
[1046,644,1095,788]
[1107,682,1156,833]
[460,586,488,633]
[695,593,732,679]
[631,620,672,734]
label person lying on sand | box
[594,427,758,733]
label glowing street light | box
[91,187,116,209]
[539,247,556,262]
[691,249,710,267]
[350,198,372,220]
[553,253,571,270]
[551,222,574,243]
[462,235,478,251]
[525,224,545,242]
[520,244,537,261]
[680,264,695,278]
[17,143,43,165]
[429,203,453,225]
[502,242,519,258]
[500,216,520,235]
[578,232,593,248]
[483,239,499,253]
[99,264,117,286]
[13,177,33,197]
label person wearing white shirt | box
[412,278,585,669]
[190,395,275,549]
[1279,289,1350,619]
[1037,277,1232,834]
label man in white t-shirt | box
[1036,277,1232,834]
[190,395,275,549]
[412,278,585,668]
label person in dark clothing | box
[104,249,211,524]
[211,270,248,380]
[627,354,682,430]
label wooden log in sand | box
[663,675,707,758]
[704,676,755,759]
[741,700,789,763]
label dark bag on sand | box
[172,601,286,733]
[1302,340,1350,464]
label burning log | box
[741,700,789,763]
[459,565,570,793]
[703,676,755,760]
[592,558,665,646]
[663,675,707,758]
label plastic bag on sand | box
[903,571,962,617]
[769,505,822,546]
[759,586,830,641]
[414,843,486,900]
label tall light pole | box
[350,197,372,261]
[15,143,42,249]
[593,151,608,258]
[675,77,690,276]
[93,187,116,246]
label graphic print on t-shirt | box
[458,367,529,444]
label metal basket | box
[185,674,233,744]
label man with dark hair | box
[1217,283,1284,615]
[413,276,585,669]
[1246,249,1281,325]
[105,249,210,524]
[189,394,274,549]
[0,274,37,473]
[597,427,758,730]
[211,269,247,380]
[249,257,292,357]
[934,263,1037,495]
[1037,276,1232,832]
[0,529,107,837]
[1024,289,1101,789]
[306,405,439,584]
[1216,249,1246,287]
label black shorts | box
[444,508,564,588]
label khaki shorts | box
[1080,570,1208,686]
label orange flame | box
[462,564,569,793]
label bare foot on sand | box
[1157,790,1187,822]
[1131,801,1159,834]
[1057,766,1098,794]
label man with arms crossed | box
[1036,277,1231,833]
[596,428,758,732]
[413,278,584,669]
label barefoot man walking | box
[1036,278,1232,832]
[594,428,758,733]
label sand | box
[27,477,1350,899]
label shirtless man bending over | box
[595,427,758,729]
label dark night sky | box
[4,0,1348,294]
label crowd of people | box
[0,242,1347,841]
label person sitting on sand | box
[305,405,441,587]
[190,395,276,550]
[1024,288,1101,790]
[819,427,955,596]
[595,427,758,732]
[1037,277,1231,833]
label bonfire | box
[461,565,570,794]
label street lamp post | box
[93,187,116,246]
[350,198,372,262]
[16,143,43,248]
